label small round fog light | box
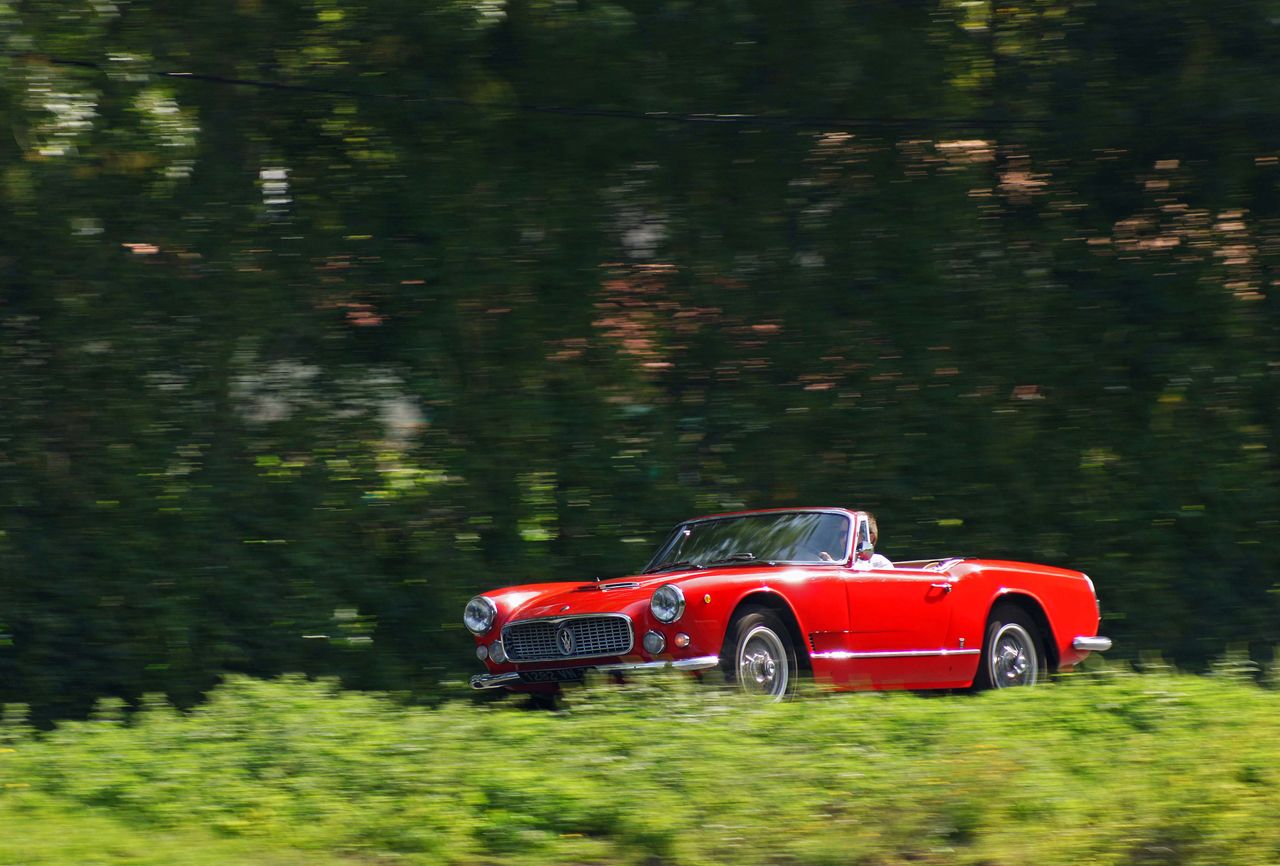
[489,640,508,664]
[643,630,666,655]
[476,644,489,661]
[673,632,691,648]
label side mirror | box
[854,517,874,561]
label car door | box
[838,565,957,688]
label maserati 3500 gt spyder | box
[464,508,1111,698]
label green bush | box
[3,671,1280,865]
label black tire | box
[973,603,1047,690]
[721,607,799,700]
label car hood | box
[501,574,675,621]
[496,564,787,622]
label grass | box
[3,669,1280,865]
[0,798,365,865]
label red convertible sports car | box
[465,508,1111,698]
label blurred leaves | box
[2,0,1280,720]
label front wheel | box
[973,604,1047,690]
[722,607,798,700]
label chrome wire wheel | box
[737,624,790,699]
[988,622,1039,688]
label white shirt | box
[853,553,895,570]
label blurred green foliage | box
[6,673,1280,864]
[2,0,1280,720]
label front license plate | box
[519,667,588,684]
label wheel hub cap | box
[990,623,1037,688]
[746,651,776,684]
[737,625,789,698]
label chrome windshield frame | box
[642,508,856,573]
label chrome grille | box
[503,615,633,662]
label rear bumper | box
[1072,635,1112,653]
[470,655,721,690]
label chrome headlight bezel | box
[650,584,686,623]
[464,595,498,635]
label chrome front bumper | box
[1072,635,1113,652]
[470,655,721,690]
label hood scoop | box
[577,581,642,592]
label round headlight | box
[464,596,497,634]
[650,584,685,623]
[489,640,508,664]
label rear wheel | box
[722,607,798,700]
[973,604,1046,690]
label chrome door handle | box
[930,582,953,594]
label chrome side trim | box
[468,655,721,690]
[810,648,981,660]
[1072,636,1112,652]
[598,655,720,673]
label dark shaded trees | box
[2,0,1279,720]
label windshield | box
[644,511,852,573]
